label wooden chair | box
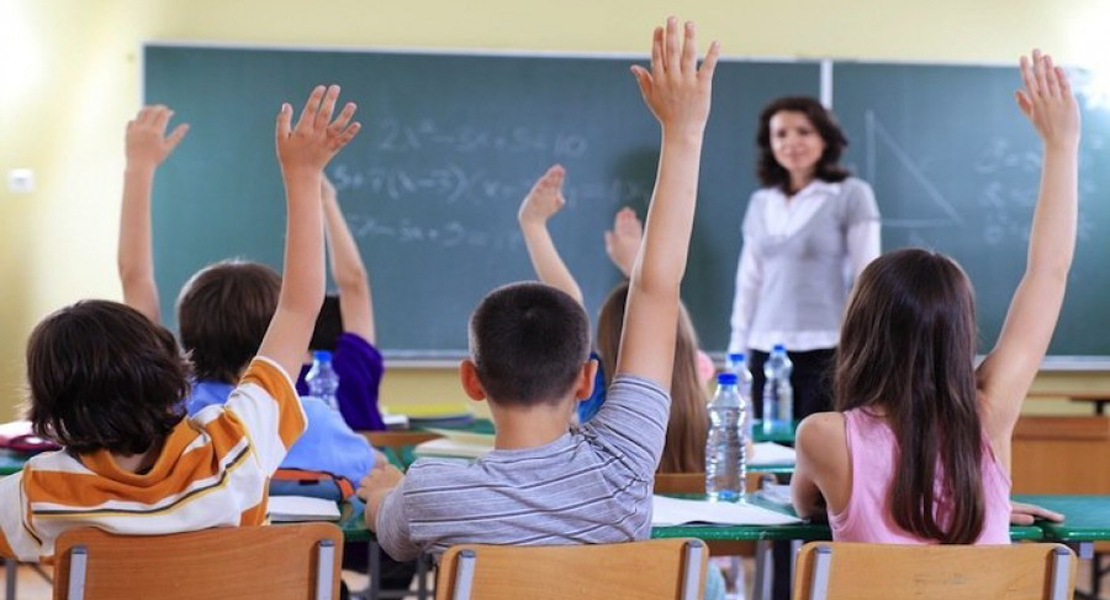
[53,523,343,600]
[435,538,708,600]
[792,542,1077,600]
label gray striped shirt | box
[375,375,669,560]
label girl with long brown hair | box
[791,50,1080,544]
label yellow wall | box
[2,0,1109,419]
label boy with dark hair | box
[0,86,360,560]
[359,18,719,560]
[116,106,376,485]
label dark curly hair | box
[756,96,851,193]
[26,300,190,455]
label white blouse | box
[728,178,881,354]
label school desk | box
[1014,494,1110,599]
[1026,390,1110,415]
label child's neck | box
[489,401,574,450]
[111,441,163,474]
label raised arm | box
[977,50,1080,459]
[259,85,361,378]
[603,207,643,278]
[617,18,719,388]
[322,176,376,343]
[517,164,583,303]
[117,106,189,323]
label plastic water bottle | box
[762,344,793,434]
[705,372,748,502]
[726,352,755,442]
[305,350,340,411]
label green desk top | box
[0,452,28,476]
[1013,494,1110,542]
[337,494,1044,545]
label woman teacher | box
[729,96,881,423]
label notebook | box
[267,495,341,522]
[651,495,802,526]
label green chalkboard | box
[833,62,1110,362]
[143,44,820,358]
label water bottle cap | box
[717,372,738,385]
[312,350,333,363]
[773,344,786,352]
[727,352,745,362]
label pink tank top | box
[829,408,1012,544]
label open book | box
[651,495,802,526]
[267,496,341,522]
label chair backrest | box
[53,523,343,600]
[653,473,707,494]
[793,542,1077,600]
[435,538,708,600]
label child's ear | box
[459,359,488,402]
[574,358,599,400]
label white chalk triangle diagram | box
[865,110,965,237]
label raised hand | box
[125,105,189,170]
[276,85,361,174]
[604,207,644,277]
[518,164,567,226]
[1015,49,1080,148]
[629,18,719,136]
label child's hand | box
[604,207,643,277]
[276,85,361,174]
[1015,49,1080,149]
[357,463,404,500]
[630,18,719,137]
[125,106,189,171]
[518,165,567,227]
[1010,500,1064,525]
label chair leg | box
[416,554,428,600]
[680,540,706,600]
[1049,546,1071,600]
[807,545,832,600]
[450,550,477,600]
[752,540,773,600]
[66,546,89,600]
[369,540,382,600]
[316,539,337,600]
[5,559,16,600]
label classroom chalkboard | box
[143,44,819,359]
[832,63,1110,362]
[144,45,1109,363]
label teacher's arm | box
[728,200,762,353]
[845,180,881,285]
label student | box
[791,50,1079,544]
[358,17,720,560]
[116,105,376,486]
[295,176,387,432]
[516,168,709,472]
[0,85,358,560]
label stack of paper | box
[750,442,796,466]
[267,496,341,522]
[651,495,802,526]
[414,430,495,459]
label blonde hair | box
[596,282,708,473]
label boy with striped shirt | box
[0,85,360,561]
[359,18,719,561]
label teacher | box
[729,96,880,423]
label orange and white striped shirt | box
[0,357,306,562]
